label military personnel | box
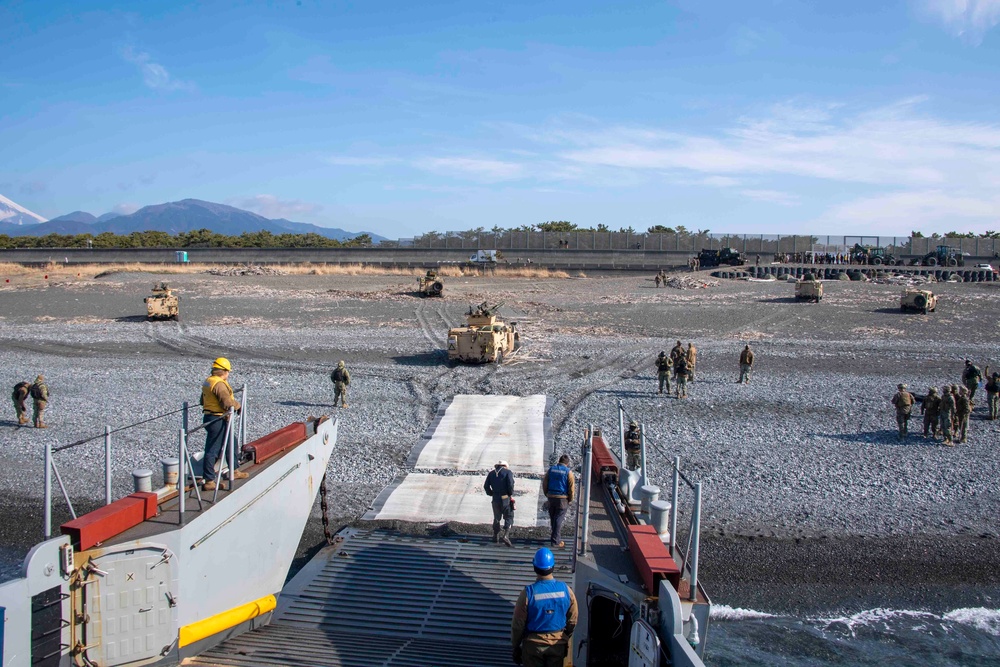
[955,387,973,444]
[986,371,1000,420]
[511,547,578,667]
[654,273,661,288]
[890,384,914,438]
[674,354,690,398]
[624,421,642,470]
[738,344,754,384]
[330,360,351,408]
[686,343,697,382]
[658,269,667,286]
[655,351,672,394]
[11,380,30,426]
[962,360,983,400]
[669,340,684,367]
[484,460,515,546]
[921,387,940,438]
[938,385,956,446]
[200,357,246,491]
[30,375,48,428]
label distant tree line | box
[0,229,372,249]
[911,230,1000,239]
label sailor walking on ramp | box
[484,459,515,546]
[511,547,578,667]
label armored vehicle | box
[901,289,937,313]
[913,245,965,267]
[447,301,519,364]
[418,269,444,297]
[144,281,179,320]
[795,273,823,302]
[698,247,745,268]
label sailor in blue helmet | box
[511,547,578,666]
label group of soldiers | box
[890,359,999,445]
[653,270,668,287]
[10,375,49,428]
[655,340,696,398]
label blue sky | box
[2,0,999,237]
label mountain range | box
[0,196,384,243]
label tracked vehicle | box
[145,281,179,320]
[447,301,518,364]
[418,269,444,297]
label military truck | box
[447,301,519,365]
[698,247,745,268]
[850,244,898,265]
[418,269,444,297]
[145,282,179,320]
[913,245,965,267]
[901,289,937,313]
[794,273,823,302]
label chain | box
[319,473,335,545]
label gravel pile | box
[206,264,288,276]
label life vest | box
[546,465,570,496]
[525,579,571,633]
[201,375,233,415]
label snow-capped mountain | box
[0,194,47,225]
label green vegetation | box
[0,229,372,249]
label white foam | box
[710,605,777,621]
[943,608,1000,636]
[818,608,938,635]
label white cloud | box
[740,189,800,206]
[414,157,525,182]
[917,0,1000,44]
[121,46,194,91]
[229,195,322,220]
[820,190,1000,233]
[113,203,140,215]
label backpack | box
[13,382,29,400]
[29,383,45,400]
[331,368,346,383]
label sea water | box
[709,605,1000,666]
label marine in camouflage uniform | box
[686,343,697,382]
[738,345,754,384]
[921,387,940,438]
[654,352,672,395]
[669,341,684,375]
[624,421,642,470]
[654,273,661,288]
[938,385,956,446]
[962,360,983,400]
[986,372,1000,420]
[674,356,690,399]
[11,381,30,426]
[30,375,49,428]
[955,387,973,444]
[331,360,351,408]
[890,383,914,438]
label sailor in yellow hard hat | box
[200,357,246,490]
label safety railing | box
[42,384,248,538]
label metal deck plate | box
[191,529,573,667]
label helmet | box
[629,420,638,428]
[337,360,346,368]
[212,357,232,371]
[897,383,906,390]
[928,387,937,394]
[533,547,555,571]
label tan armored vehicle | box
[145,282,179,320]
[418,269,444,297]
[901,289,937,313]
[794,274,823,302]
[447,301,518,364]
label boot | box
[492,529,500,544]
[203,480,218,491]
[500,530,513,547]
[35,422,48,429]
[18,416,28,425]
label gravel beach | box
[1,267,999,615]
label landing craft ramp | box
[195,394,562,665]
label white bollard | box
[132,469,153,494]
[650,499,672,541]
[640,484,661,517]
[161,457,180,489]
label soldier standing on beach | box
[955,387,973,444]
[921,387,940,438]
[986,371,1000,420]
[331,360,351,408]
[655,351,672,395]
[738,345,754,384]
[938,385,956,446]
[30,375,49,428]
[890,384,914,439]
[686,343,697,382]
[674,354,690,399]
[11,380,30,426]
[654,273,661,288]
[962,360,983,400]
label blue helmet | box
[533,547,555,571]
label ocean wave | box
[943,608,1000,636]
[710,604,777,621]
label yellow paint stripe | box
[178,594,277,648]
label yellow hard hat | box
[212,357,232,371]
